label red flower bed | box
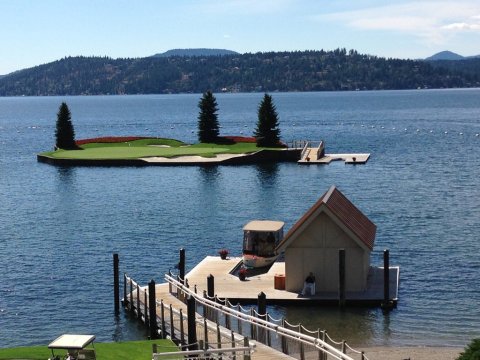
[76,136,152,145]
[222,136,257,143]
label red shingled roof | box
[278,185,376,251]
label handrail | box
[165,274,356,360]
[300,141,310,160]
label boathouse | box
[276,185,376,293]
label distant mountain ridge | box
[1,49,480,96]
[153,48,239,57]
[426,50,480,61]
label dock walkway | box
[153,282,295,359]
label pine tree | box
[197,91,220,143]
[55,102,77,150]
[254,93,281,147]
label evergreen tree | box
[197,90,220,143]
[254,93,281,147]
[55,102,77,150]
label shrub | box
[457,338,480,360]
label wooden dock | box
[185,256,398,306]
[122,269,369,360]
[152,283,295,359]
[298,149,370,165]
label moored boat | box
[242,220,284,268]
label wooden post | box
[257,292,267,344]
[207,274,214,321]
[203,318,209,349]
[160,300,166,339]
[231,331,236,360]
[216,323,221,351]
[179,248,185,284]
[129,278,134,312]
[136,284,140,319]
[123,273,127,308]
[179,309,185,346]
[144,289,148,324]
[320,330,326,360]
[338,249,346,307]
[244,337,251,360]
[113,253,120,316]
[281,318,288,354]
[148,280,157,339]
[207,274,215,299]
[187,295,198,350]
[225,299,230,329]
[384,249,390,304]
[250,308,255,340]
[237,304,242,335]
[202,290,208,319]
[169,304,174,340]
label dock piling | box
[338,249,346,307]
[207,274,215,298]
[179,248,185,284]
[187,295,198,350]
[382,249,394,311]
[257,292,267,344]
[148,279,158,339]
[113,253,119,316]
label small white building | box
[276,185,376,293]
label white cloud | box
[443,22,480,30]
[315,1,480,44]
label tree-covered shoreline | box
[1,49,480,96]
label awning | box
[48,334,96,350]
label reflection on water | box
[56,166,76,186]
[255,162,279,185]
[198,165,221,183]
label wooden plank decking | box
[185,256,399,305]
[298,149,370,164]
[153,283,295,359]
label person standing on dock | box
[301,272,316,295]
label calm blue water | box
[1,90,479,348]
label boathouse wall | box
[284,212,370,292]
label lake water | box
[0,90,479,349]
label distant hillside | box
[1,49,480,96]
[153,48,239,57]
[426,51,480,61]
[426,51,465,61]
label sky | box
[1,0,480,75]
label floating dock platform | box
[298,149,370,165]
[185,256,399,307]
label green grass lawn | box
[0,339,180,360]
[39,138,282,160]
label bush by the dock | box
[0,339,179,360]
[457,338,480,360]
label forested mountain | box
[425,51,480,61]
[1,49,480,96]
[153,48,239,57]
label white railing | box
[300,141,310,160]
[165,274,365,360]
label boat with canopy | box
[242,220,284,268]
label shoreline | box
[358,346,462,360]
[37,148,301,166]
